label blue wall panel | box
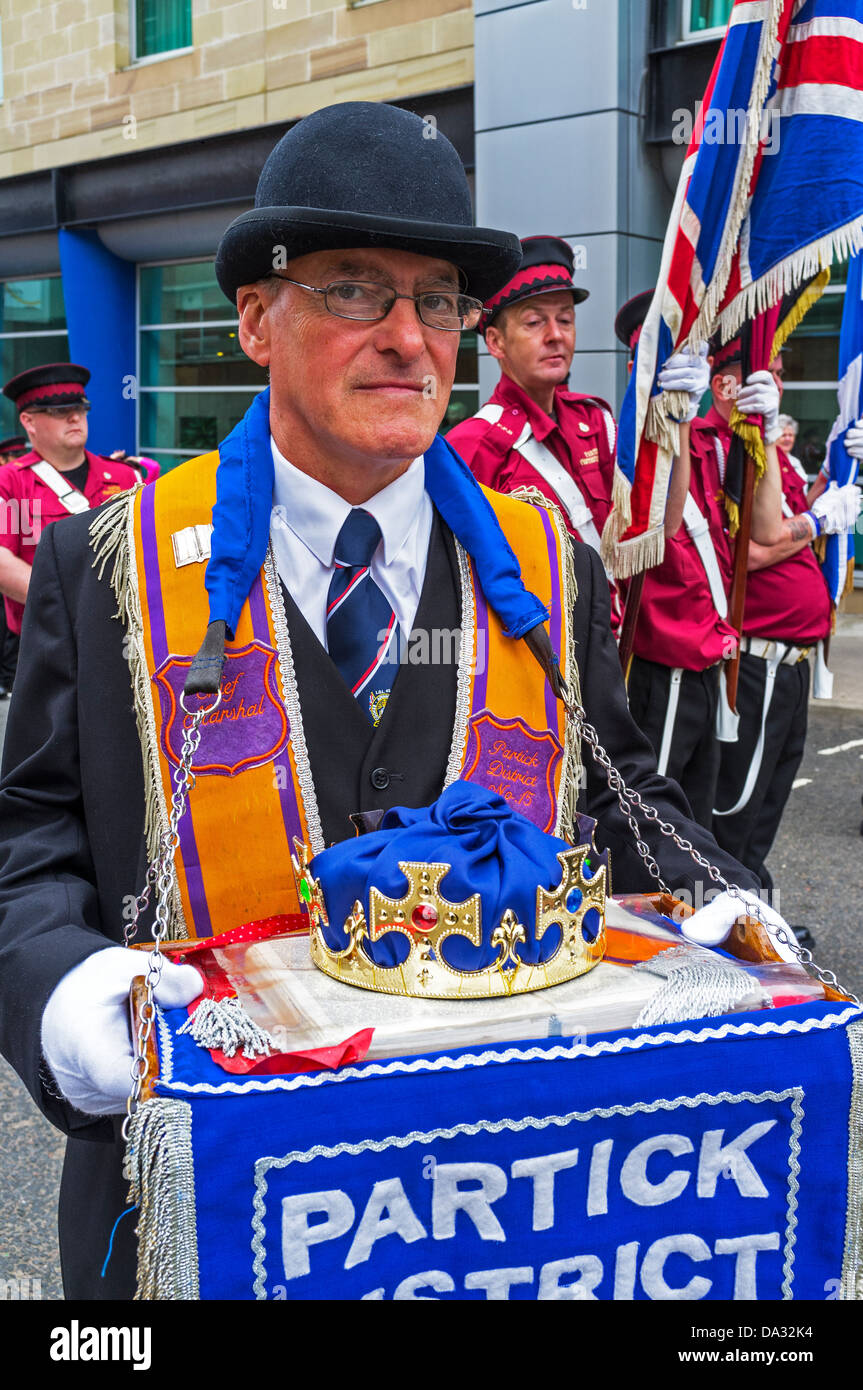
[58,229,136,455]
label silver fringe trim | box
[178,996,275,1060]
[264,545,325,856]
[841,1019,863,1300]
[125,1097,200,1300]
[509,486,582,844]
[634,944,768,1027]
[89,490,187,938]
[444,538,477,789]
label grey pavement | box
[0,619,860,1300]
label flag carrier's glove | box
[680,888,798,963]
[41,947,203,1116]
[657,341,710,422]
[736,370,783,443]
[843,418,863,461]
[803,480,863,539]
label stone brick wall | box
[0,0,473,176]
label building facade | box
[0,0,857,580]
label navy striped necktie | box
[326,509,399,725]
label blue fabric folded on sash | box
[312,780,595,970]
[205,387,549,640]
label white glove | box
[657,342,710,423]
[806,480,862,538]
[843,418,863,461]
[41,947,203,1116]
[736,370,782,443]
[680,888,798,964]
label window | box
[132,0,192,62]
[0,277,69,438]
[137,260,265,473]
[684,0,735,40]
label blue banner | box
[154,999,860,1300]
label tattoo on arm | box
[788,516,812,542]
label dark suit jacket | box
[0,500,759,1298]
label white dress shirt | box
[269,438,433,649]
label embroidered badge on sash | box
[462,710,562,833]
[154,641,289,777]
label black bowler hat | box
[614,290,654,349]
[3,363,90,412]
[215,102,522,304]
[481,236,588,333]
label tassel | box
[178,995,275,1059]
[125,1097,199,1300]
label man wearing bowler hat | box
[0,102,792,1299]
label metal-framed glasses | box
[29,403,91,419]
[276,277,483,332]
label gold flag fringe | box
[125,1097,200,1300]
[773,268,830,359]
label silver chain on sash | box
[122,692,221,1141]
[562,688,862,1009]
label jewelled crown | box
[290,790,609,1000]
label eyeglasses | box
[275,277,483,332]
[28,404,90,419]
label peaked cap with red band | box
[3,362,90,414]
[481,235,588,335]
[708,336,743,373]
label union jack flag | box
[604,0,863,576]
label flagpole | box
[617,570,645,674]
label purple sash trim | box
[537,506,563,735]
[247,572,304,851]
[471,561,490,712]
[140,485,213,939]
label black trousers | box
[0,605,18,688]
[627,656,720,829]
[712,649,810,890]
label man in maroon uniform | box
[705,341,860,893]
[617,295,785,829]
[0,364,145,637]
[446,236,622,623]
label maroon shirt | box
[704,407,831,645]
[0,448,141,633]
[633,416,738,670]
[447,373,617,535]
[447,373,620,627]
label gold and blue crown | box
[290,782,609,1000]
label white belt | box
[656,668,683,776]
[741,636,811,665]
[473,403,603,554]
[28,459,90,515]
[682,492,728,620]
[714,653,782,819]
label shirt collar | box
[270,437,426,566]
[496,372,562,442]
